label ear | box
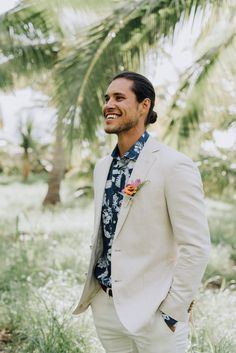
[141,98,151,115]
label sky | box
[0,1,235,150]
[0,0,20,15]
[0,89,56,144]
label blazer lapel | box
[93,155,113,240]
[114,137,160,239]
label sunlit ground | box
[0,177,235,352]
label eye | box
[116,96,124,101]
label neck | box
[117,128,145,156]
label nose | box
[104,97,116,109]
[103,97,116,116]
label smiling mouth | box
[105,114,121,120]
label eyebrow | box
[104,92,126,99]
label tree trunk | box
[0,104,4,129]
[43,121,65,206]
[22,149,31,182]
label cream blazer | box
[73,136,211,334]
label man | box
[73,71,211,353]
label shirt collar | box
[111,131,149,161]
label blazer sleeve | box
[159,157,211,322]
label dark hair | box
[111,71,157,126]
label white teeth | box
[106,114,119,120]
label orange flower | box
[123,184,138,197]
[122,179,149,198]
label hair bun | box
[149,111,158,124]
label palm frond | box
[24,0,115,11]
[0,3,61,90]
[164,10,236,145]
[54,0,218,143]
[0,43,59,90]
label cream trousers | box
[91,289,189,353]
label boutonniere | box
[122,178,149,199]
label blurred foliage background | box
[0,0,235,204]
[0,1,236,352]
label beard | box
[104,118,138,135]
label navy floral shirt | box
[94,131,149,287]
[94,131,177,327]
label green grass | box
[189,288,236,352]
[207,198,236,248]
[204,198,236,286]
[0,177,235,352]
[0,178,102,353]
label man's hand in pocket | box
[161,312,178,332]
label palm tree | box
[0,0,117,205]
[19,118,34,181]
[2,0,233,204]
[54,0,224,141]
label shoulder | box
[160,143,194,167]
[148,136,195,168]
[147,137,200,181]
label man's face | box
[103,78,145,135]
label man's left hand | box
[161,312,178,332]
